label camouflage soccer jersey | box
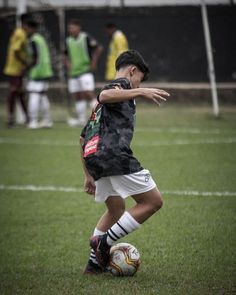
[81,78,143,180]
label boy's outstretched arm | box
[99,88,170,105]
[80,136,96,195]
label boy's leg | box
[83,227,105,275]
[74,76,87,125]
[75,90,97,125]
[71,74,96,127]
[128,187,163,223]
[91,187,163,268]
[89,228,105,264]
[18,91,29,123]
[6,77,21,127]
[68,78,85,127]
[40,93,53,128]
[84,196,125,274]
[96,196,126,231]
[7,90,17,127]
[83,90,97,109]
[16,76,28,123]
[80,73,97,110]
[28,92,41,129]
[75,95,87,125]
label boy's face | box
[129,66,145,88]
[24,25,36,37]
[105,27,115,38]
[68,24,80,37]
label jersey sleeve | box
[114,33,128,55]
[87,34,99,49]
[86,34,100,58]
[97,82,121,104]
[97,78,131,104]
[102,78,131,91]
[12,30,26,51]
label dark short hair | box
[25,19,39,29]
[115,50,150,81]
[20,13,30,24]
[68,19,81,26]
[105,22,116,29]
[20,13,38,28]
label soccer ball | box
[108,243,141,276]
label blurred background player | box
[64,19,103,127]
[104,22,129,81]
[3,14,30,128]
[26,20,53,129]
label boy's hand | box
[84,175,96,195]
[140,88,170,105]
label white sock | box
[75,100,87,123]
[41,94,51,122]
[90,228,105,265]
[106,211,141,246]
[28,92,41,123]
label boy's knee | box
[150,191,163,212]
[151,192,163,212]
[156,196,163,210]
[115,206,125,216]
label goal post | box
[201,0,220,117]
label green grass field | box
[0,103,236,295]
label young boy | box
[26,20,53,129]
[64,19,103,127]
[104,22,129,81]
[80,50,170,274]
[4,14,30,127]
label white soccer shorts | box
[26,80,49,92]
[95,169,157,202]
[68,72,95,93]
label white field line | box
[0,184,235,197]
[135,138,236,146]
[0,137,78,146]
[0,184,84,193]
[0,137,236,147]
[135,127,223,134]
[163,190,236,197]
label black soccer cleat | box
[83,259,103,275]
[89,235,111,270]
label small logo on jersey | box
[90,107,101,129]
[144,173,150,182]
[84,135,99,157]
